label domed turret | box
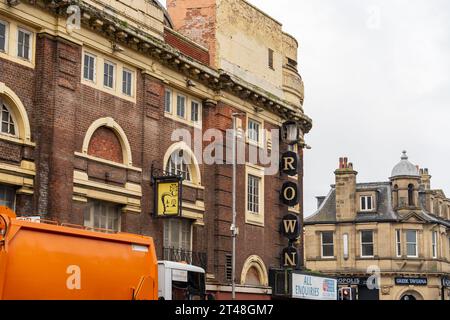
[391,151,419,178]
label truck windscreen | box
[172,271,206,300]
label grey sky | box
[163,0,450,217]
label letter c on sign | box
[66,265,81,290]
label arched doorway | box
[399,290,423,300]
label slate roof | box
[305,181,450,227]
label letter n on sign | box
[281,246,298,268]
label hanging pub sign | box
[280,181,299,206]
[154,177,182,217]
[281,245,299,268]
[280,213,301,240]
[280,151,299,177]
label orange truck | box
[0,206,158,300]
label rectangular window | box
[122,69,133,96]
[247,174,261,214]
[103,61,115,89]
[164,89,172,113]
[248,119,261,144]
[361,230,374,257]
[268,48,274,69]
[321,232,334,258]
[0,21,6,52]
[0,184,16,211]
[396,229,402,257]
[176,95,186,118]
[84,201,120,233]
[360,195,373,211]
[406,230,418,257]
[191,101,200,123]
[83,53,96,82]
[432,231,437,259]
[163,219,192,250]
[17,29,31,60]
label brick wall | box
[164,29,210,65]
[88,127,123,164]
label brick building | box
[0,0,311,299]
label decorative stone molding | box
[240,255,269,287]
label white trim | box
[0,19,8,53]
[103,60,116,90]
[247,117,263,147]
[240,255,269,286]
[320,231,334,258]
[122,67,134,97]
[16,27,32,61]
[176,93,187,119]
[406,230,418,258]
[396,229,402,257]
[163,141,202,185]
[360,230,374,258]
[360,195,374,212]
[245,163,265,227]
[83,52,97,83]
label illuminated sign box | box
[292,273,337,300]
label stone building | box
[305,152,450,300]
[0,0,311,299]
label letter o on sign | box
[280,181,299,206]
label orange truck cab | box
[0,206,158,300]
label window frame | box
[0,101,18,137]
[432,230,438,259]
[360,195,373,212]
[247,118,262,145]
[190,99,200,123]
[321,231,334,258]
[84,201,121,233]
[164,89,172,113]
[0,19,8,53]
[245,164,265,226]
[103,60,116,89]
[122,68,134,97]
[17,27,32,61]
[83,52,97,83]
[247,174,261,215]
[166,150,192,182]
[163,218,193,251]
[396,229,402,257]
[360,230,374,258]
[268,48,274,70]
[176,94,186,119]
[0,184,16,211]
[406,230,418,258]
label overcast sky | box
[163,0,450,217]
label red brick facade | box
[0,2,307,298]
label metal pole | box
[231,114,237,300]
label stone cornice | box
[17,0,312,132]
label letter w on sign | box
[281,214,300,240]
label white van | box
[158,261,207,300]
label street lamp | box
[282,120,303,145]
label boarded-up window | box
[88,127,123,163]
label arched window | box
[165,150,192,181]
[408,184,414,206]
[1,101,16,136]
[240,255,269,287]
[393,185,399,208]
[163,142,201,185]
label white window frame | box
[163,218,192,251]
[103,60,116,89]
[406,230,418,258]
[360,230,374,258]
[360,195,373,212]
[1,101,18,137]
[247,118,261,145]
[83,52,97,83]
[247,174,261,215]
[84,201,121,233]
[176,94,186,119]
[166,150,192,182]
[122,68,134,97]
[321,232,334,258]
[396,229,402,257]
[245,164,265,226]
[17,27,32,61]
[0,20,8,53]
[432,230,438,259]
[190,100,200,123]
[164,89,172,113]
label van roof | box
[158,260,205,273]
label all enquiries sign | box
[292,273,337,301]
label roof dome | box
[391,151,419,178]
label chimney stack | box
[420,168,431,190]
[335,157,358,221]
